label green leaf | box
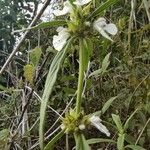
[44,130,65,150]
[101,96,117,114]
[124,108,139,131]
[0,84,6,91]
[125,145,146,150]
[88,52,111,77]
[0,129,9,141]
[33,20,67,30]
[112,114,123,133]
[124,134,136,145]
[81,38,92,72]
[0,129,9,150]
[23,64,35,85]
[74,134,91,150]
[101,52,111,73]
[81,134,91,150]
[74,134,82,150]
[13,20,67,33]
[88,68,102,78]
[39,38,73,150]
[117,134,125,150]
[29,46,42,66]
[87,138,116,145]
[89,0,118,18]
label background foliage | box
[0,0,150,149]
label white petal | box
[56,26,64,32]
[52,28,70,51]
[99,29,113,41]
[53,1,72,16]
[79,124,86,130]
[93,17,117,41]
[94,17,107,27]
[90,115,110,137]
[73,0,91,6]
[52,35,62,51]
[92,121,110,137]
[90,115,102,122]
[53,7,69,16]
[52,34,68,51]
[103,23,118,35]
[94,24,113,41]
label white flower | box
[89,115,110,137]
[53,1,72,16]
[52,27,70,51]
[73,0,91,6]
[93,17,118,41]
[53,0,92,16]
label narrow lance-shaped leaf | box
[117,134,125,150]
[44,130,65,150]
[88,68,102,78]
[112,114,123,133]
[124,108,139,130]
[13,20,67,33]
[125,145,146,150]
[89,0,118,18]
[39,38,73,150]
[81,38,92,72]
[34,20,67,30]
[87,138,116,145]
[74,134,82,150]
[81,134,91,150]
[101,96,117,114]
[101,52,111,73]
[88,52,111,77]
[74,134,90,150]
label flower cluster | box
[61,109,110,137]
[52,0,118,51]
[60,110,88,133]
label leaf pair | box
[112,108,142,150]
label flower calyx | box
[61,109,88,133]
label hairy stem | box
[76,38,84,114]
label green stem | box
[76,38,85,114]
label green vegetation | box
[0,0,149,150]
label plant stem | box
[76,38,85,114]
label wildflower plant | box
[39,0,118,149]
